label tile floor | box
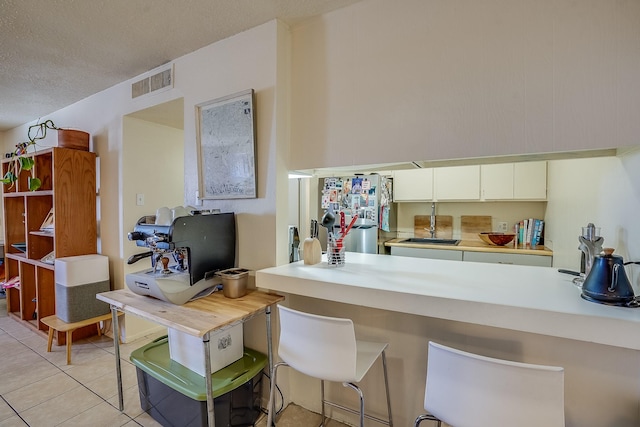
[0,297,346,427]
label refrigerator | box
[320,174,395,254]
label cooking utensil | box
[321,210,335,231]
[340,212,346,235]
[581,248,638,307]
[342,214,359,239]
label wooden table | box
[97,288,284,427]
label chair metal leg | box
[343,382,365,427]
[321,379,326,427]
[414,414,441,427]
[381,349,393,427]
[267,362,288,427]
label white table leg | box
[111,306,124,412]
[203,332,216,427]
[266,305,275,426]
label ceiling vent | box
[131,63,174,99]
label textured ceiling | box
[0,0,362,132]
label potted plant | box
[1,120,62,191]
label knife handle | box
[558,269,581,276]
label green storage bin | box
[131,336,267,426]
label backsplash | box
[395,201,547,240]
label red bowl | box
[478,232,516,246]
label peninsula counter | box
[256,252,640,350]
[256,253,640,427]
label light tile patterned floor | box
[0,297,346,427]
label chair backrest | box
[425,341,565,427]
[277,304,358,382]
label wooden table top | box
[97,288,284,337]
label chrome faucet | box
[430,202,436,238]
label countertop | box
[256,253,640,350]
[385,238,553,256]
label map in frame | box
[196,89,256,199]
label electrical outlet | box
[498,222,508,232]
[136,193,144,206]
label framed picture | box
[196,89,257,199]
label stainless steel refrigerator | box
[320,174,395,254]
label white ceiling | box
[0,0,362,132]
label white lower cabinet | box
[390,246,463,261]
[463,251,552,267]
[390,246,551,267]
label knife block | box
[303,238,322,265]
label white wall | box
[120,116,184,340]
[1,20,289,342]
[290,0,640,170]
[546,149,640,285]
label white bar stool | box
[267,304,393,427]
[415,341,565,427]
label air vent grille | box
[131,64,173,99]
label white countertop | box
[256,253,640,350]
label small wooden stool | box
[41,312,122,364]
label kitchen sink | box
[400,238,461,245]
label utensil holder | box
[327,241,345,267]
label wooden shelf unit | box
[2,148,97,343]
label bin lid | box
[130,336,267,401]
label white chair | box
[267,304,393,427]
[414,341,565,427]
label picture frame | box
[196,89,257,199]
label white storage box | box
[168,324,243,376]
[55,254,110,323]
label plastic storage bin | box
[54,254,110,322]
[131,336,266,427]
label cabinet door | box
[393,169,433,201]
[463,251,552,267]
[390,246,463,261]
[434,165,480,200]
[481,163,514,200]
[514,161,547,200]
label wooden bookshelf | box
[2,148,97,343]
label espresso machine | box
[125,212,236,304]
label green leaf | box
[1,171,16,184]
[19,156,34,171]
[28,177,41,191]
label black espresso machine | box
[126,212,236,304]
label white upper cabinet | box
[434,165,480,201]
[393,169,433,202]
[480,161,547,200]
[514,161,547,200]
[481,163,514,200]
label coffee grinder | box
[577,223,604,284]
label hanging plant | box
[1,120,59,190]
